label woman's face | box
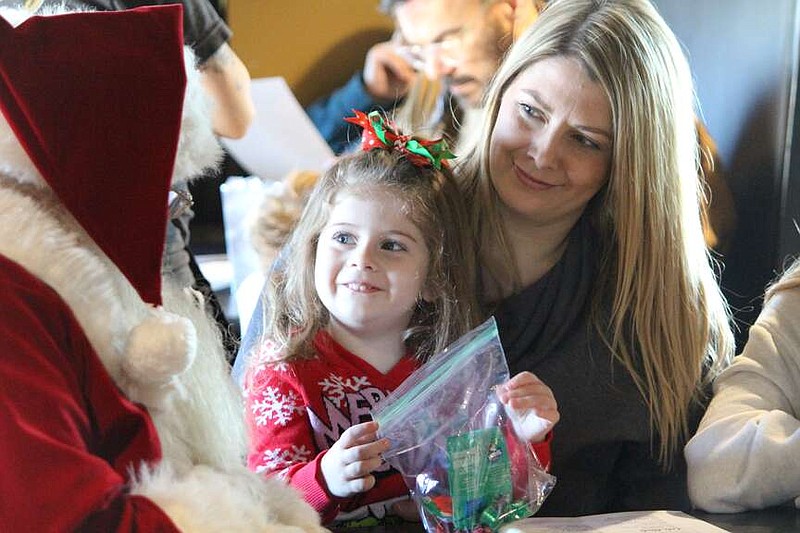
[489,56,613,229]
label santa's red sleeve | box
[0,256,179,532]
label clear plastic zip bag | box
[372,317,556,532]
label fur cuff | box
[132,463,328,532]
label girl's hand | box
[320,421,390,498]
[496,371,560,443]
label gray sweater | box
[491,217,702,516]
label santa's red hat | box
[0,5,186,306]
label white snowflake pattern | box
[269,361,289,373]
[250,386,304,427]
[318,373,372,408]
[255,445,313,473]
[249,339,288,377]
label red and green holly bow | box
[344,110,455,170]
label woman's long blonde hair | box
[262,147,478,363]
[458,0,734,464]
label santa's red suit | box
[0,5,325,532]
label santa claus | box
[0,4,325,531]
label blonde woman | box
[686,258,800,512]
[456,0,734,516]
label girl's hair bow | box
[344,110,455,170]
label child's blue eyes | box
[518,102,541,120]
[330,232,407,252]
[332,232,355,245]
[381,241,407,252]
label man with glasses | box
[308,0,545,155]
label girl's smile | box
[341,281,381,293]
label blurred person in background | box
[307,0,545,155]
[284,0,734,264]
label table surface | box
[331,506,800,532]
[695,506,800,532]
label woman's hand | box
[496,371,560,443]
[320,421,390,498]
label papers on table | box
[501,510,729,532]
[220,77,334,181]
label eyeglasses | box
[394,28,467,72]
[168,188,194,220]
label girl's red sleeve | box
[243,360,342,523]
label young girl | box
[242,111,559,527]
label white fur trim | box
[0,187,197,410]
[0,129,42,187]
[0,185,328,531]
[132,463,328,533]
[171,47,223,185]
[0,186,172,402]
[122,306,197,409]
[0,7,31,27]
[0,186,235,464]
[0,187,245,463]
[124,307,196,382]
[152,284,249,471]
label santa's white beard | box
[154,282,248,470]
[133,284,328,533]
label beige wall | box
[229,1,393,106]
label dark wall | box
[653,0,800,348]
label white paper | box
[221,77,335,181]
[500,510,729,532]
[219,176,268,330]
[195,253,233,292]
